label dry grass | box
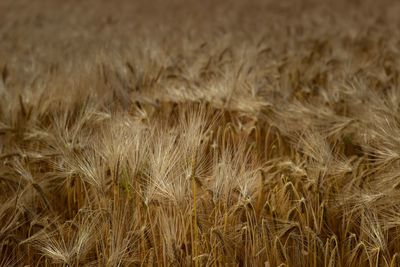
[2,0,400,266]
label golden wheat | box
[2,0,400,266]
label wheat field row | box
[1,0,400,266]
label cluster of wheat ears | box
[2,0,400,266]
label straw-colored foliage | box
[1,0,400,266]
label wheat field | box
[1,0,400,266]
